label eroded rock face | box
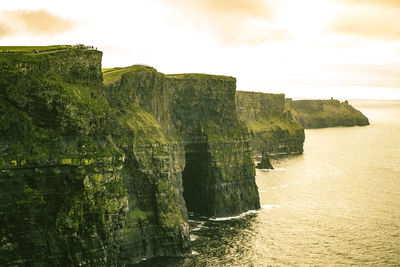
[0,51,190,266]
[235,91,305,156]
[107,71,260,218]
[290,99,370,129]
[1,51,260,265]
[104,68,190,265]
[0,50,128,266]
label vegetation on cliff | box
[0,49,130,266]
[236,91,305,156]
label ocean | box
[135,100,400,266]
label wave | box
[209,210,259,221]
[260,168,286,172]
[209,204,281,221]
[261,204,280,210]
[191,221,208,231]
[259,190,266,193]
[190,234,199,241]
[271,184,289,190]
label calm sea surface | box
[136,100,400,266]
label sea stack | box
[256,153,274,169]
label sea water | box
[135,100,400,266]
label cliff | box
[0,49,131,266]
[105,70,260,218]
[290,99,369,129]
[0,50,259,265]
[236,91,305,156]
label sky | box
[1,0,400,99]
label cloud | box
[327,63,400,88]
[159,0,288,45]
[340,0,400,9]
[0,9,76,38]
[329,6,400,40]
[0,24,11,38]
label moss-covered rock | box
[290,99,370,129]
[0,49,127,266]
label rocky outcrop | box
[256,154,274,169]
[0,51,260,265]
[236,91,305,156]
[105,71,260,218]
[290,99,369,129]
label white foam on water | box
[190,234,199,241]
[279,184,289,188]
[191,221,208,231]
[208,204,281,222]
[259,190,266,193]
[209,209,259,221]
[261,168,286,172]
[261,204,280,210]
[191,251,199,255]
[271,187,278,190]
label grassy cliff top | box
[0,45,71,52]
[102,65,157,85]
[165,73,235,81]
[236,91,285,98]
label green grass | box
[246,116,303,135]
[166,73,235,81]
[0,45,71,52]
[102,67,136,85]
[102,65,156,85]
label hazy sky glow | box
[1,0,400,99]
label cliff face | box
[1,51,260,265]
[165,75,259,217]
[236,91,305,156]
[0,52,190,266]
[106,71,260,218]
[291,99,369,129]
[0,50,128,266]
